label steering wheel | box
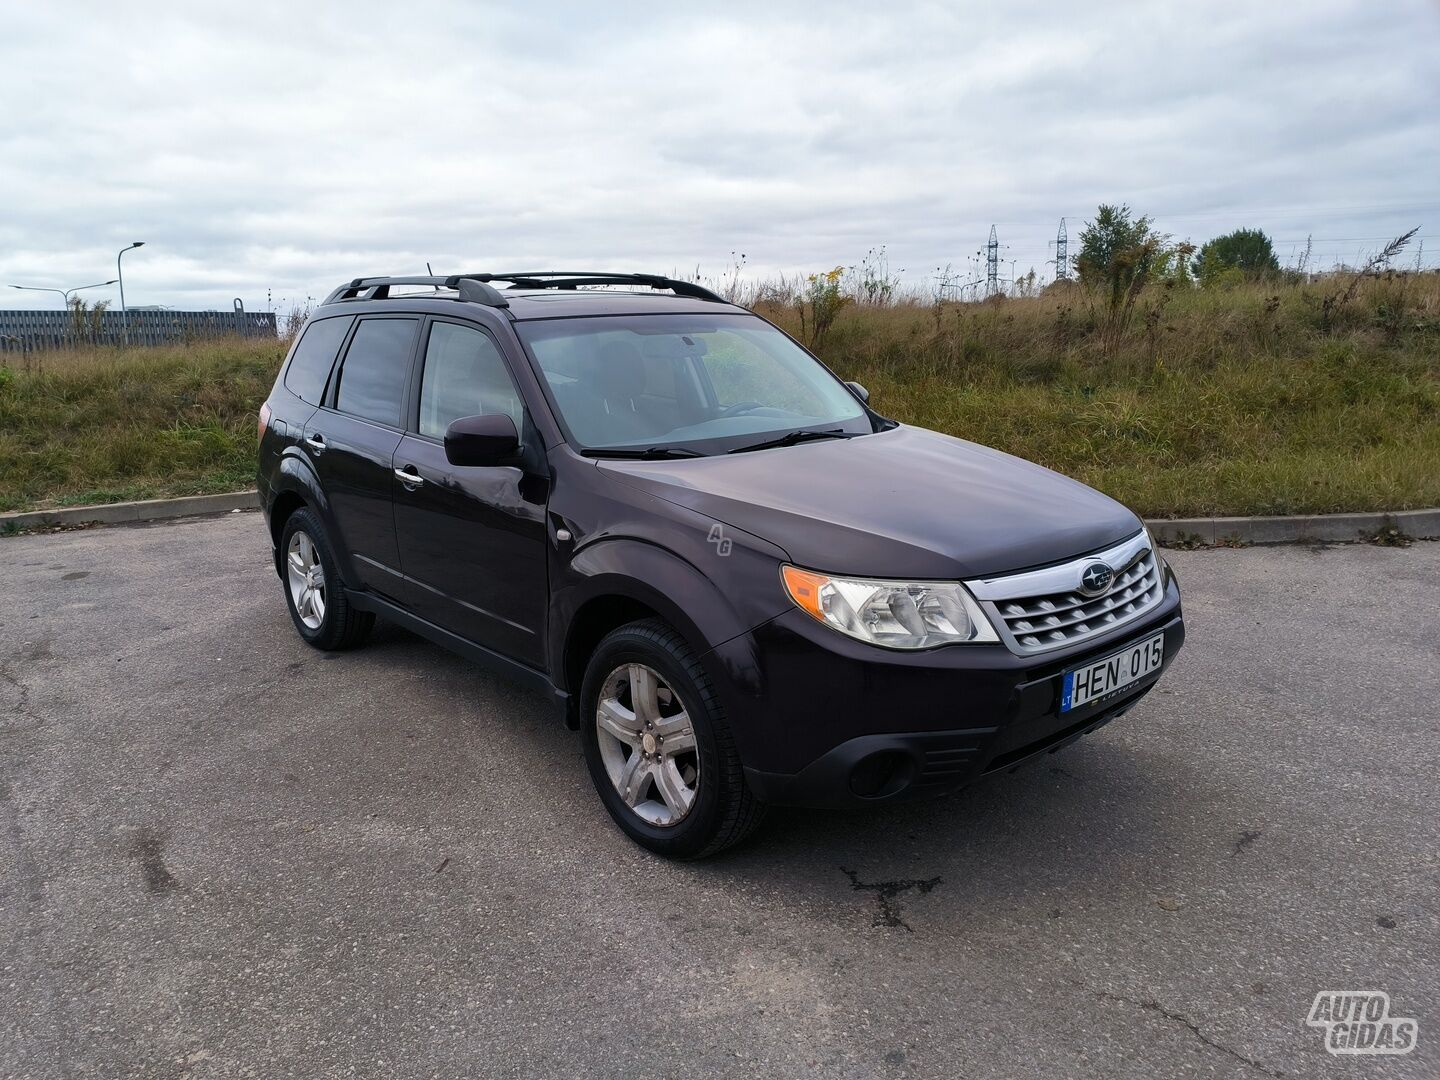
[718,401,763,418]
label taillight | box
[258,401,272,443]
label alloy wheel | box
[286,529,327,630]
[594,663,699,827]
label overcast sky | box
[3,1,1438,312]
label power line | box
[986,202,1439,229]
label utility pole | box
[986,226,998,297]
[1054,218,1069,282]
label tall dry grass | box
[769,272,1440,517]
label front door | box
[392,318,548,666]
[305,316,419,600]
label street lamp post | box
[10,281,121,345]
[116,242,146,346]
[8,285,66,306]
[9,281,119,305]
[62,280,119,304]
[8,279,119,305]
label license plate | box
[1061,633,1165,713]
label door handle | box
[303,433,326,454]
[393,466,425,487]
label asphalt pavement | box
[1,513,1436,1079]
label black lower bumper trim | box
[743,687,1151,809]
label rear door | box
[391,317,548,665]
[304,316,419,600]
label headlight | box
[780,565,999,649]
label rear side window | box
[283,316,353,405]
[418,322,524,438]
[332,318,418,427]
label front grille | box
[966,532,1165,655]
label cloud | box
[2,0,1437,310]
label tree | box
[1193,228,1280,283]
[1074,204,1160,289]
[1073,205,1193,353]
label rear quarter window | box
[283,316,354,406]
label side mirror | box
[846,380,870,404]
[444,414,520,467]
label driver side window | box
[418,322,524,439]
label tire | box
[279,508,374,651]
[580,619,766,858]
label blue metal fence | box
[0,302,277,352]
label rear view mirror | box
[444,414,520,467]
[846,380,870,404]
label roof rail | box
[322,276,510,308]
[322,272,727,308]
[449,272,727,303]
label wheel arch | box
[267,451,357,585]
[562,593,665,728]
[553,540,757,730]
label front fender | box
[550,539,761,676]
[550,536,787,758]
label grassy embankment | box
[0,338,285,514]
[0,273,1436,518]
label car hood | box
[598,425,1143,579]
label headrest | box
[598,340,647,401]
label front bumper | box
[710,565,1184,808]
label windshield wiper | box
[582,446,706,460]
[727,428,858,454]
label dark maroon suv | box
[258,271,1184,857]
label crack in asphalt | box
[125,826,179,894]
[1081,984,1284,1077]
[0,661,31,707]
[0,661,44,734]
[0,779,79,1079]
[839,868,942,932]
[1232,829,1262,856]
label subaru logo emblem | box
[1079,561,1114,596]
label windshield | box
[516,314,870,454]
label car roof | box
[313,273,751,322]
[313,290,750,322]
[506,289,756,320]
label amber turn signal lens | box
[780,565,830,622]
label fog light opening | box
[848,750,916,799]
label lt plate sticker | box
[1061,634,1164,712]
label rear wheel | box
[580,619,765,858]
[279,509,373,651]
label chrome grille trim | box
[965,531,1165,655]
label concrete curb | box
[1146,508,1440,546]
[3,489,1437,546]
[1,490,259,532]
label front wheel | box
[580,620,766,858]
